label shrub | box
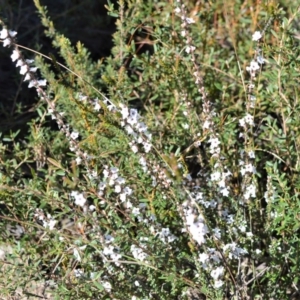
[1,0,300,299]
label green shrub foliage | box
[1,0,300,299]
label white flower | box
[110,252,122,264]
[226,214,234,224]
[98,182,106,192]
[214,280,224,288]
[139,156,147,167]
[245,163,255,173]
[249,95,256,108]
[199,253,209,264]
[89,205,96,211]
[218,179,226,188]
[115,185,121,193]
[78,93,87,101]
[220,187,229,197]
[0,28,8,39]
[87,170,97,179]
[11,50,20,62]
[129,142,138,153]
[143,141,152,153]
[241,163,256,176]
[248,150,255,159]
[24,73,31,81]
[186,17,195,24]
[120,193,126,202]
[125,125,134,134]
[211,171,221,181]
[70,131,79,140]
[132,207,140,216]
[75,156,82,165]
[239,223,246,232]
[103,99,115,111]
[252,31,262,41]
[116,177,125,185]
[136,122,147,132]
[3,38,11,47]
[9,30,17,37]
[71,191,87,207]
[93,100,101,111]
[129,108,139,120]
[103,245,114,255]
[104,234,114,243]
[203,120,210,129]
[20,64,29,75]
[257,55,265,64]
[185,45,196,54]
[246,60,260,73]
[255,249,262,255]
[74,269,84,278]
[120,104,129,119]
[209,137,220,149]
[126,200,133,208]
[246,231,253,237]
[174,7,181,14]
[123,186,132,196]
[30,67,38,73]
[244,183,256,199]
[28,80,37,88]
[210,266,224,280]
[102,281,112,292]
[16,59,24,67]
[37,79,47,86]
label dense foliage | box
[1,0,300,299]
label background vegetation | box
[1,0,300,299]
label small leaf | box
[93,281,104,291]
[47,157,63,169]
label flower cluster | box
[0,26,97,177]
[156,227,177,244]
[98,165,133,206]
[102,97,177,190]
[1,28,47,90]
[131,243,148,262]
[0,28,17,46]
[119,103,152,154]
[210,166,232,197]
[182,200,209,245]
[102,235,122,266]
[235,29,265,207]
[198,249,224,288]
[131,237,151,263]
[239,113,255,128]
[174,3,260,292]
[34,208,57,231]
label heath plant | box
[1,0,300,299]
